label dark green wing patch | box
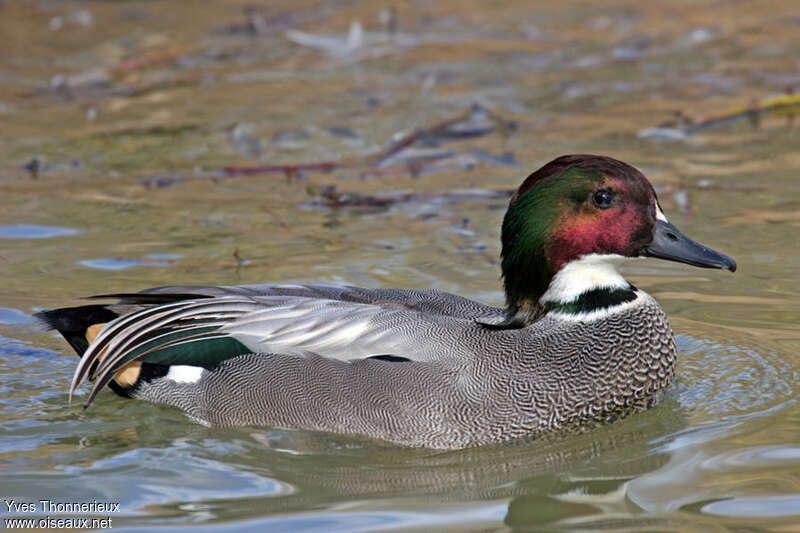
[69,296,262,407]
[125,329,251,369]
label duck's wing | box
[133,283,500,320]
[72,289,502,407]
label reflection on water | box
[1,0,799,530]
[78,257,176,270]
[0,224,78,239]
[2,329,797,529]
[0,308,34,326]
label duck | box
[38,154,736,449]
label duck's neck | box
[504,254,638,326]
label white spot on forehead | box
[655,202,669,223]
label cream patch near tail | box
[86,322,142,387]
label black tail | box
[36,305,121,356]
[37,292,206,355]
[38,304,172,400]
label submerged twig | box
[141,104,520,185]
[688,91,799,133]
[372,104,518,167]
[303,184,514,209]
[645,90,800,138]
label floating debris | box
[222,6,270,35]
[303,185,513,210]
[232,248,250,267]
[286,20,366,58]
[272,129,311,149]
[214,161,342,179]
[48,10,94,31]
[225,123,263,158]
[22,157,43,178]
[469,150,524,169]
[285,18,418,60]
[643,91,800,139]
[140,173,184,188]
[682,26,718,46]
[327,126,361,140]
[375,148,456,169]
[612,35,652,61]
[637,127,689,142]
[50,67,111,96]
[688,91,800,133]
[140,104,520,184]
[374,104,518,167]
[456,246,489,254]
[657,110,695,129]
[21,157,81,178]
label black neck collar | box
[543,285,638,315]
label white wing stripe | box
[222,299,384,360]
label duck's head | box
[501,154,735,324]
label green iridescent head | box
[500,154,735,324]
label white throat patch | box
[539,253,650,322]
[540,253,630,304]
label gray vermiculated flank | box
[135,284,676,449]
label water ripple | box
[675,334,796,417]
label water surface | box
[1,1,799,531]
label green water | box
[1,1,799,531]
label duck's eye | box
[592,189,614,209]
